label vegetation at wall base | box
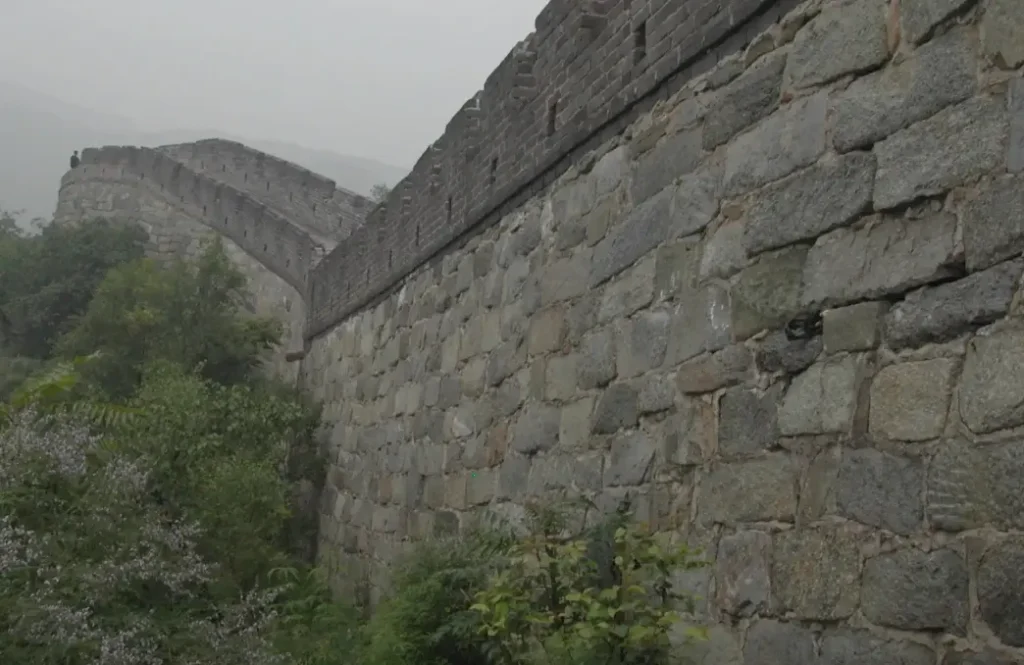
[0,207,708,664]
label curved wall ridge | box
[158,139,373,244]
[62,145,323,292]
[306,0,799,337]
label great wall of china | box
[55,0,1024,661]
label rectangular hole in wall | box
[547,98,558,137]
[415,222,421,246]
[489,158,498,186]
[388,250,393,270]
[633,21,647,64]
[446,196,453,222]
[365,266,370,285]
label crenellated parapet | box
[60,145,326,293]
[305,0,797,338]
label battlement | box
[63,145,325,292]
[158,138,373,243]
[305,0,796,338]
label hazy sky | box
[0,0,547,168]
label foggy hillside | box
[0,81,408,224]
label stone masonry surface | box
[295,0,1024,662]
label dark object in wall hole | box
[785,312,822,341]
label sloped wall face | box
[159,140,371,245]
[304,0,1024,660]
[56,169,307,385]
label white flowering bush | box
[0,410,289,665]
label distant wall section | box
[160,139,372,245]
[55,150,313,383]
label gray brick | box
[1011,79,1024,173]
[873,96,1009,210]
[824,301,886,353]
[590,189,672,287]
[836,448,924,535]
[578,329,617,389]
[743,152,876,255]
[928,439,1024,531]
[981,0,1024,69]
[615,310,670,378]
[510,404,560,455]
[785,0,888,89]
[977,536,1024,647]
[669,160,723,238]
[676,345,752,395]
[743,620,816,665]
[699,454,801,525]
[861,548,968,632]
[819,630,936,665]
[715,531,772,617]
[772,527,861,620]
[731,245,808,341]
[591,383,639,435]
[703,52,786,150]
[604,431,657,487]
[963,175,1024,271]
[718,384,782,459]
[902,0,974,44]
[869,358,956,442]
[831,28,977,152]
[779,355,865,436]
[959,328,1024,434]
[630,128,703,206]
[723,92,828,196]
[884,260,1023,351]
[802,213,959,309]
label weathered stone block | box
[670,160,723,239]
[760,334,823,380]
[977,536,1024,647]
[715,530,771,617]
[699,454,800,525]
[731,245,808,340]
[591,383,639,434]
[630,128,703,205]
[654,238,700,302]
[873,96,1009,210]
[591,190,670,288]
[540,250,591,304]
[465,468,495,506]
[943,648,1020,665]
[802,213,959,308]
[1011,79,1024,173]
[963,175,1024,271]
[785,0,888,89]
[823,301,885,353]
[527,306,566,356]
[529,453,603,494]
[832,28,977,151]
[861,548,968,632]
[743,620,816,665]
[744,152,876,256]
[511,404,560,454]
[637,373,675,414]
[676,345,752,394]
[665,285,732,365]
[559,397,594,449]
[836,448,923,534]
[779,356,864,436]
[578,329,617,389]
[723,92,827,196]
[902,0,973,44]
[700,219,746,280]
[886,260,1023,351]
[819,630,935,665]
[545,354,578,401]
[928,439,1024,531]
[982,0,1024,69]
[703,52,786,149]
[497,454,531,501]
[718,384,782,459]
[870,358,956,441]
[597,257,655,322]
[960,329,1024,434]
[772,527,861,620]
[664,398,714,467]
[604,431,657,486]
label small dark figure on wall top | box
[69,151,80,169]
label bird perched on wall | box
[785,311,822,341]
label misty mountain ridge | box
[0,81,408,224]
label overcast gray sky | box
[0,0,547,168]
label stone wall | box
[304,0,804,338]
[58,146,327,293]
[301,0,1024,661]
[56,158,308,383]
[159,139,372,244]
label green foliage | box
[358,527,515,665]
[470,502,709,665]
[0,215,146,358]
[57,237,282,399]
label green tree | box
[0,216,146,359]
[57,237,281,398]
